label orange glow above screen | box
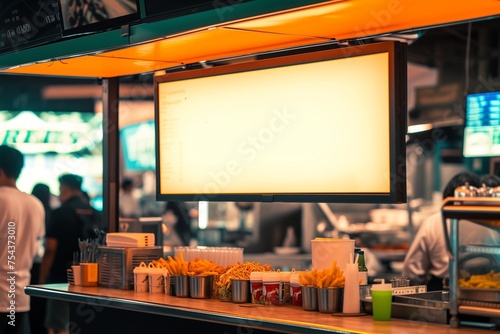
[157,51,391,196]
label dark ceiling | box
[408,16,500,83]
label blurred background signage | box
[0,110,102,154]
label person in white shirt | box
[402,171,500,290]
[0,145,45,334]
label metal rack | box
[441,197,500,328]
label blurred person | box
[119,178,141,218]
[80,190,104,233]
[40,174,99,334]
[30,183,53,334]
[0,145,45,334]
[163,202,198,246]
[402,171,500,291]
[31,183,52,231]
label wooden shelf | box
[26,284,495,334]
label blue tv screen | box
[463,91,500,157]
[121,120,155,172]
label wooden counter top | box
[26,284,493,334]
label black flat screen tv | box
[463,91,500,158]
[144,0,253,21]
[0,0,61,54]
[154,41,407,203]
[57,0,140,37]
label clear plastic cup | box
[279,271,292,304]
[371,281,392,321]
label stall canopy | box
[0,0,499,78]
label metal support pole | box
[102,78,120,233]
[449,218,459,328]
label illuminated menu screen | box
[463,91,500,157]
[155,43,406,202]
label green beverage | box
[371,290,392,321]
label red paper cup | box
[290,284,302,306]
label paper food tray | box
[106,233,155,247]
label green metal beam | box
[130,0,334,44]
[0,30,129,71]
[0,0,331,71]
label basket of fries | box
[155,252,226,297]
[299,260,346,312]
[216,262,272,301]
[298,260,346,289]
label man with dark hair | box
[403,171,500,290]
[40,173,100,334]
[58,174,83,191]
[0,145,45,334]
[479,174,500,188]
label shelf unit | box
[441,197,500,328]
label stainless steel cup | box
[317,287,343,313]
[301,286,318,311]
[175,275,190,297]
[190,275,214,299]
[169,275,176,296]
[231,279,250,303]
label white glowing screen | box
[157,52,390,196]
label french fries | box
[216,262,272,289]
[156,254,189,275]
[459,270,500,289]
[187,258,225,276]
[154,252,226,276]
[299,261,346,288]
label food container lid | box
[133,262,149,273]
[370,278,392,291]
[371,284,392,291]
[250,271,263,281]
[261,271,281,282]
[279,271,292,281]
[146,262,168,274]
[289,272,301,284]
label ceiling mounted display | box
[0,0,61,55]
[57,0,141,37]
[154,41,407,203]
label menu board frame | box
[154,41,407,203]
